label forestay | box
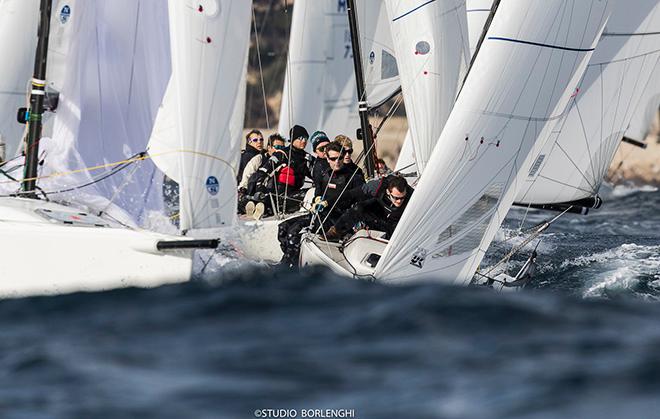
[385,0,470,175]
[0,0,39,157]
[374,0,612,284]
[37,0,171,225]
[150,0,251,231]
[517,1,660,205]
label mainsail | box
[278,0,327,136]
[279,0,399,139]
[149,0,252,231]
[385,0,470,174]
[355,0,400,109]
[516,1,660,206]
[0,0,39,156]
[374,0,612,283]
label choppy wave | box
[0,185,658,418]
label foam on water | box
[605,183,658,198]
[563,244,660,299]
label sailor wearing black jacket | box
[313,141,366,220]
[327,175,412,240]
[280,124,313,192]
[277,141,365,266]
[310,131,330,187]
[237,129,265,182]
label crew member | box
[237,129,265,182]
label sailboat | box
[236,0,403,263]
[299,0,614,285]
[0,0,221,297]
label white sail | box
[47,1,79,93]
[516,1,660,205]
[374,0,612,284]
[385,0,470,175]
[0,0,39,156]
[466,0,493,57]
[320,1,360,139]
[279,0,395,139]
[355,0,400,108]
[394,130,417,173]
[160,0,251,231]
[38,0,171,224]
[278,0,327,136]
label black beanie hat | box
[289,125,309,142]
[310,131,330,150]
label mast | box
[346,0,376,178]
[22,0,53,194]
[459,0,500,93]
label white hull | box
[300,230,515,289]
[0,197,198,298]
[299,230,389,278]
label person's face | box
[269,140,285,155]
[292,137,308,150]
[387,187,407,208]
[342,147,353,163]
[248,134,264,151]
[315,141,330,158]
[327,150,344,172]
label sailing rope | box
[0,149,236,199]
[483,206,571,275]
[98,152,145,216]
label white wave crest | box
[572,244,660,298]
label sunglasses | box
[388,192,407,201]
[316,144,328,152]
[327,155,341,162]
[344,149,353,154]
[250,137,264,143]
[273,144,286,150]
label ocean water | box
[0,185,658,419]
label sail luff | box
[374,0,613,284]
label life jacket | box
[277,166,296,186]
